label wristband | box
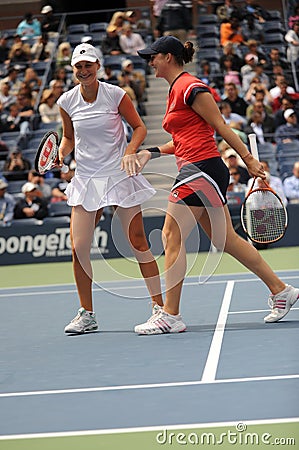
[242,152,252,160]
[147,147,161,159]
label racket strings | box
[38,134,58,173]
[242,190,287,243]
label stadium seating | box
[48,201,72,217]
[66,24,89,34]
[263,33,285,45]
[277,142,299,179]
[197,14,218,26]
[89,22,109,32]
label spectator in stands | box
[38,88,61,124]
[240,53,258,78]
[247,160,288,206]
[222,55,242,90]
[219,42,243,72]
[121,58,147,101]
[0,178,15,226]
[123,10,139,30]
[251,62,270,88]
[55,42,72,71]
[239,0,270,23]
[198,59,223,90]
[244,109,275,144]
[155,0,193,43]
[229,121,248,143]
[271,79,299,113]
[150,0,168,37]
[8,42,31,66]
[0,138,9,161]
[218,121,248,154]
[16,12,41,41]
[23,67,42,92]
[0,80,16,111]
[219,101,247,127]
[227,167,247,192]
[31,32,55,62]
[222,148,250,184]
[243,65,271,102]
[244,39,266,64]
[53,66,74,91]
[283,160,299,203]
[241,14,264,43]
[270,75,296,100]
[13,181,48,220]
[40,4,60,37]
[118,71,138,108]
[274,95,299,127]
[288,3,299,29]
[0,34,10,65]
[48,79,65,101]
[285,21,299,65]
[99,63,119,84]
[101,25,123,55]
[244,81,273,111]
[220,14,244,47]
[3,147,31,173]
[16,90,34,124]
[119,24,146,56]
[274,109,299,144]
[50,168,75,202]
[27,169,52,201]
[0,102,30,136]
[222,82,248,116]
[1,66,24,97]
[241,55,262,95]
[263,48,290,74]
[216,0,240,23]
[108,11,126,33]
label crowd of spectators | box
[187,0,299,205]
[0,2,299,226]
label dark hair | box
[25,12,33,21]
[174,41,194,65]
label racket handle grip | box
[248,134,259,161]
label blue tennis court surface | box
[0,271,298,443]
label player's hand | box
[245,156,266,179]
[121,153,141,176]
[136,150,151,173]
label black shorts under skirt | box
[169,157,230,207]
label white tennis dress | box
[57,81,155,210]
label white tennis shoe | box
[264,285,299,323]
[134,308,186,335]
[64,307,98,334]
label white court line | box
[1,374,298,399]
[201,280,234,382]
[0,272,298,296]
[0,275,272,298]
[0,417,298,440]
[229,307,299,315]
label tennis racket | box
[34,131,69,175]
[240,133,288,244]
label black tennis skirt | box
[169,157,230,207]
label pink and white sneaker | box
[134,309,186,335]
[264,285,299,323]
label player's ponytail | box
[182,41,195,64]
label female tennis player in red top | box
[134,36,299,334]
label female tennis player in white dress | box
[57,43,163,334]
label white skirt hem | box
[65,173,156,211]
